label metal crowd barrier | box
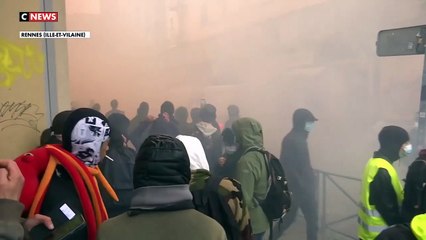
[315,169,361,240]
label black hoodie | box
[280,109,317,194]
[369,126,409,226]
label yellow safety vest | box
[411,213,426,240]
[357,158,403,240]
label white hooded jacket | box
[176,135,210,171]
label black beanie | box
[51,110,72,135]
[378,125,409,161]
[133,135,191,188]
[379,126,409,149]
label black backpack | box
[261,151,292,220]
[247,148,292,239]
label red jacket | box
[15,144,117,240]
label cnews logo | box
[19,12,58,22]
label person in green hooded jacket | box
[232,118,269,240]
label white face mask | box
[399,143,413,158]
[305,122,315,132]
[225,145,237,154]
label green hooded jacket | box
[232,118,269,234]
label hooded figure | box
[193,104,222,172]
[16,108,118,240]
[177,135,252,240]
[401,149,426,223]
[97,135,227,240]
[99,113,136,217]
[376,150,426,240]
[279,108,318,240]
[232,118,269,239]
[358,126,411,240]
[149,101,180,137]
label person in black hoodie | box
[192,104,222,174]
[358,126,411,240]
[279,108,318,240]
[99,113,136,217]
[401,149,426,223]
[375,148,426,240]
[149,101,179,137]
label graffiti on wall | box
[0,101,44,132]
[0,39,44,88]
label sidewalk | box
[275,216,307,240]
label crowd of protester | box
[1,99,425,240]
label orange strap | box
[29,156,58,217]
[52,149,105,225]
[88,167,119,219]
[29,145,119,227]
[89,166,119,202]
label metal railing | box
[315,170,361,239]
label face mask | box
[225,145,237,154]
[305,122,315,132]
[399,143,413,158]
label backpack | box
[402,159,426,221]
[192,176,252,240]
[246,148,292,239]
[262,151,292,220]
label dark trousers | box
[278,187,318,240]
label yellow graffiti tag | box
[0,39,44,88]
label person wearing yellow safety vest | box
[358,126,412,240]
[411,213,426,240]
